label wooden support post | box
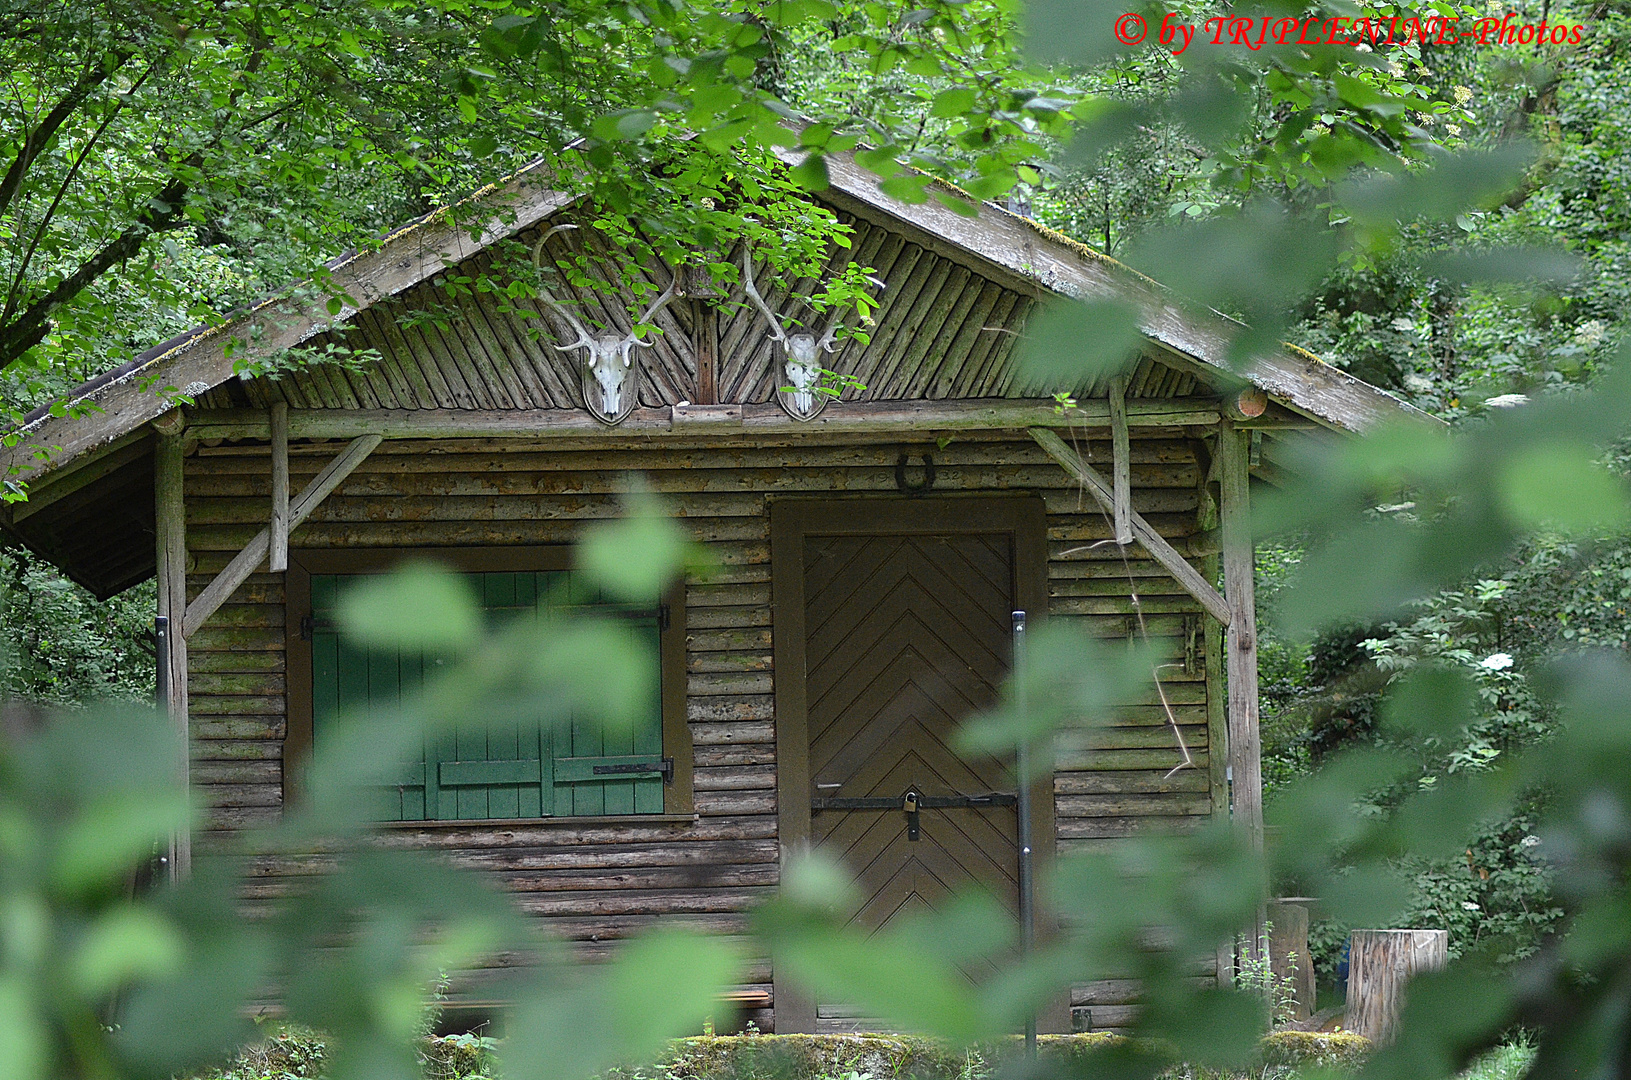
[269,402,289,573]
[1109,377,1133,546]
[1218,423,1262,848]
[694,300,718,406]
[183,434,382,638]
[1219,423,1266,972]
[1030,428,1231,624]
[1346,929,1447,1042]
[154,426,190,881]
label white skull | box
[587,336,635,417]
[785,334,824,416]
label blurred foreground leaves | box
[0,496,738,1080]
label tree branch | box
[0,173,189,371]
[1,61,156,325]
[0,49,133,220]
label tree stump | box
[1268,900,1314,1021]
[1345,929,1448,1042]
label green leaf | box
[879,173,931,203]
[930,87,978,118]
[1421,245,1586,287]
[1015,298,1142,390]
[0,978,47,1080]
[70,907,185,997]
[527,617,656,737]
[1499,442,1631,534]
[337,562,482,651]
[576,490,693,603]
[606,930,740,1055]
[931,188,980,216]
[789,153,830,191]
[52,792,190,897]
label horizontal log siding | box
[181,432,1216,1028]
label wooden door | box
[806,531,1019,925]
[772,498,1052,1031]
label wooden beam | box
[1218,423,1262,849]
[182,398,1223,441]
[183,434,382,638]
[155,433,190,880]
[269,402,289,573]
[1030,427,1231,624]
[1109,377,1133,546]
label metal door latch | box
[903,786,922,841]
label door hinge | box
[591,757,674,784]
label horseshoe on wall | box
[895,451,936,497]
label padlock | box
[903,787,922,842]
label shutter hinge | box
[590,758,674,784]
[658,603,670,631]
[300,614,314,641]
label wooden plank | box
[1031,427,1230,624]
[269,402,289,572]
[183,434,382,637]
[1109,376,1133,545]
[183,397,1216,442]
[181,460,1201,498]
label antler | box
[740,248,789,347]
[812,271,887,354]
[626,274,681,347]
[529,223,595,354]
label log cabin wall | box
[182,426,1224,1032]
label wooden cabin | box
[0,149,1424,1033]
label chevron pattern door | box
[770,498,1052,1032]
[804,531,1020,934]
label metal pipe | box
[155,616,169,714]
[154,615,173,883]
[1014,609,1037,1057]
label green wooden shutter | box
[309,570,665,821]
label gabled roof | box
[0,147,1431,597]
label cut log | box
[1345,929,1448,1042]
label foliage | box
[1234,927,1302,1028]
[0,543,155,706]
[6,1,1631,1079]
[0,0,1075,431]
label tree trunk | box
[1345,929,1448,1043]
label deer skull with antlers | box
[741,248,875,422]
[530,224,680,425]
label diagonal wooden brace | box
[1030,426,1231,625]
[183,433,382,638]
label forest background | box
[2,0,1628,1017]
